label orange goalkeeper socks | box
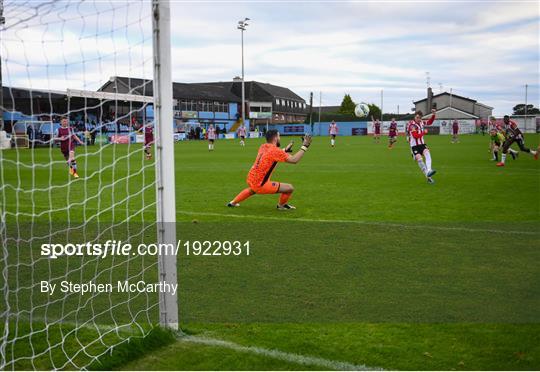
[279,192,291,205]
[232,188,254,204]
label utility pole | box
[524,84,528,130]
[380,89,383,123]
[318,91,322,124]
[308,92,313,127]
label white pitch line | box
[2,204,537,235]
[180,335,383,371]
[177,210,540,235]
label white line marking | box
[177,210,540,235]
[180,335,383,371]
[1,203,537,235]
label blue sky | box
[2,0,538,116]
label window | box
[262,106,271,112]
[213,101,228,113]
[181,100,196,111]
[198,101,212,112]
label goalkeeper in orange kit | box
[227,130,312,210]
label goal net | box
[0,0,177,370]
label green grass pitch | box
[1,133,539,370]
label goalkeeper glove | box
[302,134,312,148]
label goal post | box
[152,0,179,330]
[0,0,179,369]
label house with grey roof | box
[414,87,493,120]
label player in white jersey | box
[328,121,338,147]
[207,124,216,151]
[407,109,437,183]
[237,124,247,146]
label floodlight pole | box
[152,0,178,330]
[241,28,245,126]
[238,18,249,128]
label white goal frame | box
[152,0,179,330]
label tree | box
[339,94,356,115]
[512,104,540,115]
[367,103,381,120]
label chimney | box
[427,87,433,113]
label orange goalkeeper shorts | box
[249,181,280,194]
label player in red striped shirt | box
[497,115,538,166]
[237,124,247,147]
[329,121,338,147]
[408,109,437,183]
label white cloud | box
[2,0,538,115]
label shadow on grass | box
[1,321,176,370]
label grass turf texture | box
[1,134,539,370]
[0,322,175,370]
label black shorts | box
[331,134,336,139]
[503,135,529,152]
[411,144,428,156]
[209,139,215,143]
[240,136,245,139]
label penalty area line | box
[177,210,539,235]
[179,335,383,371]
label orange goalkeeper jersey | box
[247,143,289,187]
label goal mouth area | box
[0,320,175,370]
